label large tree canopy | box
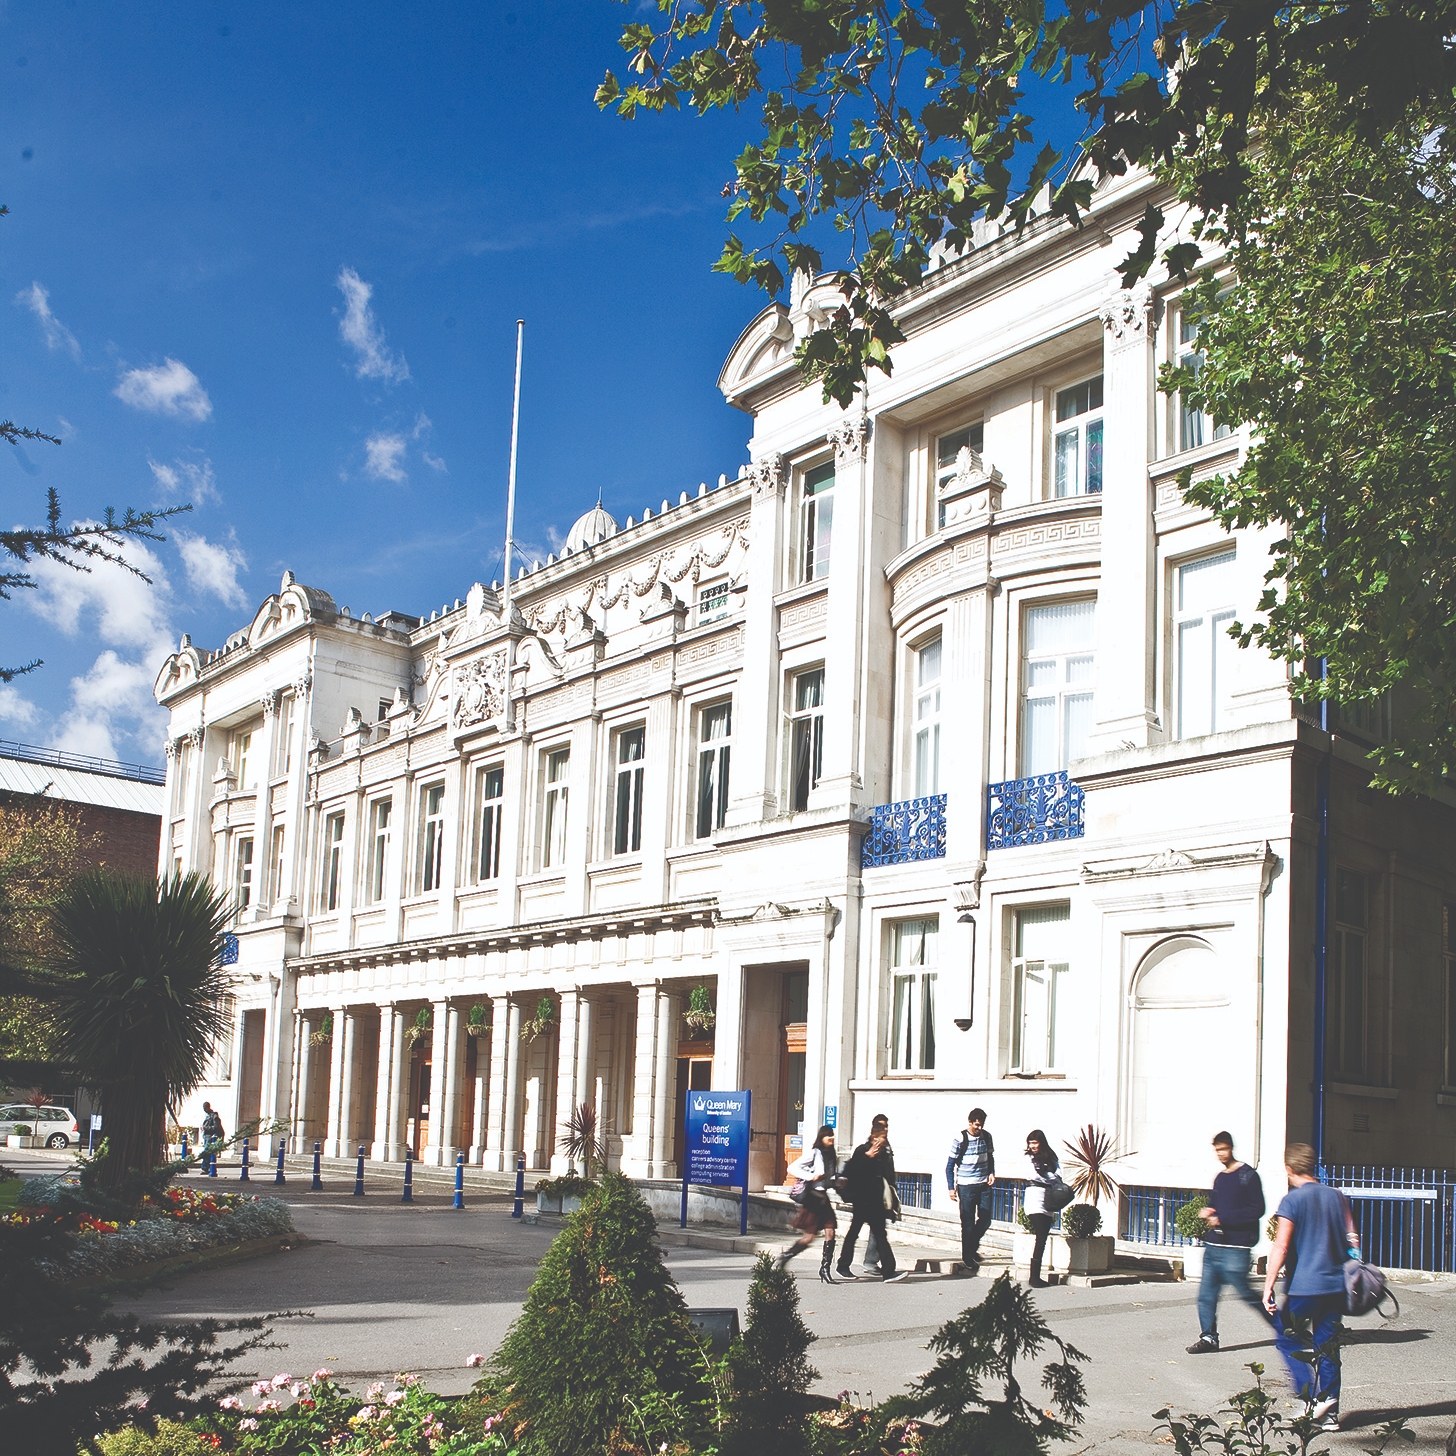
[600,0,1455,404]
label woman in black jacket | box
[834,1125,909,1282]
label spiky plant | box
[726,1252,818,1454]
[16,871,231,1193]
[559,1101,604,1180]
[1061,1124,1128,1210]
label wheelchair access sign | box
[681,1089,752,1235]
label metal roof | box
[0,748,166,816]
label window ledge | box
[1329,1081,1399,1100]
[1150,435,1241,479]
[1004,1072,1067,1081]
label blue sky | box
[1,2,1082,765]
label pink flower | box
[218,1396,245,1411]
[483,1416,498,1433]
[292,1383,310,1398]
[399,1372,420,1387]
[256,1399,281,1413]
[271,1373,294,1390]
[356,1406,378,1422]
[367,1382,387,1399]
[384,1389,405,1406]
[465,1354,485,1368]
[252,1382,271,1397]
[314,1368,333,1380]
[239,1419,258,1432]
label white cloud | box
[149,453,220,503]
[15,281,80,360]
[175,531,248,608]
[364,431,408,483]
[53,651,165,762]
[336,266,409,383]
[422,451,448,473]
[0,684,40,730]
[115,358,213,420]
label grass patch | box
[0,1178,21,1212]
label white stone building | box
[155,166,1456,1228]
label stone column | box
[725,455,787,826]
[440,1002,466,1164]
[323,1006,347,1157]
[251,691,282,922]
[623,982,660,1176]
[469,1040,489,1166]
[501,997,524,1167]
[650,987,681,1178]
[386,1005,409,1161]
[1088,283,1159,752]
[575,995,597,1116]
[293,1012,314,1150]
[337,1010,360,1157]
[552,990,580,1173]
[371,1004,397,1161]
[484,994,511,1169]
[425,997,450,1165]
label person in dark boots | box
[781,1125,840,1283]
[861,1114,892,1275]
[1022,1130,1060,1287]
[836,1124,908,1283]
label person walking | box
[200,1101,225,1158]
[836,1123,909,1282]
[1022,1130,1060,1288]
[779,1125,841,1284]
[861,1114,892,1276]
[1262,1142,1360,1432]
[947,1107,995,1274]
[1186,1131,1268,1354]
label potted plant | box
[309,1012,334,1047]
[535,1172,597,1215]
[1173,1194,1212,1278]
[1060,1124,1126,1276]
[465,1003,490,1037]
[404,1007,431,1046]
[520,996,556,1043]
[683,984,716,1035]
[7,1122,35,1150]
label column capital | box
[748,452,786,498]
[829,411,871,463]
[1098,282,1156,348]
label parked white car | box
[0,1104,80,1148]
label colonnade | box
[287,979,696,1177]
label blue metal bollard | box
[311,1140,323,1191]
[240,1137,250,1181]
[401,1148,413,1203]
[453,1151,465,1210]
[275,1143,286,1185]
[180,1130,189,1165]
[208,1147,217,1177]
[511,1153,525,1218]
[354,1145,366,1196]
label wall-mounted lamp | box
[954,915,975,1030]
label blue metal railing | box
[896,1172,934,1210]
[219,933,239,966]
[986,771,1084,849]
[1325,1165,1456,1273]
[861,794,947,868]
[0,737,166,785]
[1120,1185,1206,1247]
[990,1178,1028,1225]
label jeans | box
[1274,1293,1345,1406]
[1196,1243,1265,1338]
[956,1183,994,1264]
[1026,1212,1053,1281]
[839,1207,897,1277]
[863,1229,881,1271]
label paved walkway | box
[12,1152,1456,1450]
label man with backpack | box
[1187,1131,1268,1354]
[1262,1142,1360,1433]
[946,1107,995,1274]
[201,1101,225,1156]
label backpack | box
[1344,1258,1398,1318]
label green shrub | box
[94,1419,214,1455]
[1062,1203,1102,1239]
[488,1170,712,1456]
[1174,1196,1211,1242]
[726,1252,818,1454]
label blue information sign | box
[823,1104,837,1128]
[680,1089,752,1235]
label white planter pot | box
[535,1192,584,1216]
[5,1134,35,1150]
[1180,1244,1205,1280]
[1011,1231,1069,1275]
[1066,1235,1115,1275]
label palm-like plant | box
[1061,1124,1129,1209]
[558,1101,604,1180]
[39,872,232,1190]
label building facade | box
[155,166,1456,1216]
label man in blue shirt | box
[1262,1142,1359,1432]
[946,1107,995,1274]
[1187,1131,1267,1354]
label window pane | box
[812,492,834,577]
[795,669,824,711]
[1026,658,1057,690]
[619,728,645,763]
[1065,654,1094,685]
[1336,868,1366,927]
[1016,903,1070,959]
[1178,551,1236,612]
[1011,964,1025,1068]
[891,975,911,1070]
[1210,609,1235,733]
[702,702,731,741]
[1022,697,1056,776]
[918,637,942,686]
[1055,383,1085,422]
[697,750,718,839]
[920,973,937,1070]
[1085,417,1103,493]
[1178,617,1212,739]
[1054,427,1077,497]
[1063,692,1094,765]
[804,462,835,495]
[1026,599,1095,653]
[1087,375,1103,411]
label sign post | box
[680,1089,752,1237]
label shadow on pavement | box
[1339,1399,1456,1431]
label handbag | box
[1044,1178,1075,1214]
[789,1179,807,1204]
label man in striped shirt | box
[946,1107,995,1273]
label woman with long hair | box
[780,1124,840,1283]
[1023,1128,1060,1288]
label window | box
[1010,904,1069,1074]
[936,422,984,528]
[1333,868,1368,1081]
[613,727,646,856]
[234,836,254,915]
[913,637,942,796]
[542,748,570,869]
[365,798,392,904]
[1053,376,1104,497]
[697,581,730,625]
[800,462,835,582]
[1336,694,1392,742]
[377,698,392,722]
[272,694,294,777]
[1175,551,1237,739]
[889,918,938,1072]
[211,997,236,1081]
[321,814,344,912]
[696,702,733,839]
[269,824,285,907]
[417,783,446,893]
[1177,312,1233,452]
[1021,601,1096,776]
[171,740,191,816]
[172,855,182,882]
[232,728,254,791]
[789,668,825,811]
[472,768,503,883]
[1444,905,1456,1088]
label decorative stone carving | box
[829,412,871,463]
[187,725,206,750]
[292,672,313,698]
[260,688,282,719]
[748,453,785,498]
[938,445,1005,529]
[1098,282,1154,342]
[952,862,988,911]
[452,650,508,730]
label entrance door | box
[238,1010,266,1132]
[776,971,809,1184]
[673,1056,712,1171]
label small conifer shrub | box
[726,1251,818,1453]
